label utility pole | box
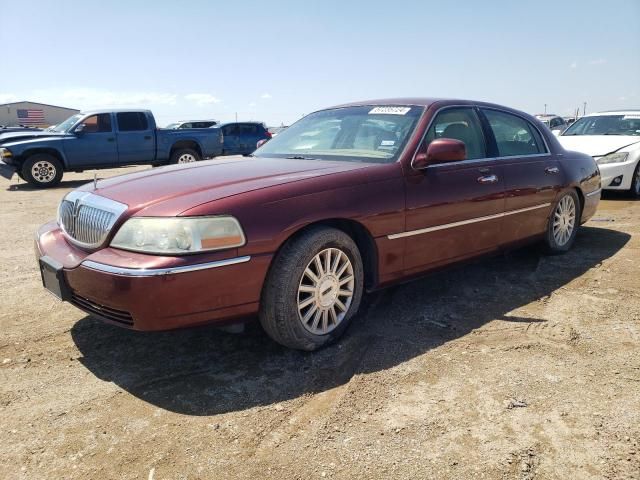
[235,112,238,122]
[544,104,547,114]
[583,102,587,116]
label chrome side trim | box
[586,188,602,197]
[81,256,251,276]
[387,203,551,240]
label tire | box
[21,154,63,188]
[543,190,582,254]
[630,161,640,199]
[259,226,364,351]
[170,148,201,164]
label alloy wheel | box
[31,161,57,183]
[297,248,355,335]
[178,153,196,163]
[552,195,576,246]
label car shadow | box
[7,179,93,191]
[71,226,630,416]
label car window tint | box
[117,112,149,132]
[81,114,112,133]
[483,109,545,156]
[240,124,258,134]
[424,107,486,160]
[223,125,240,135]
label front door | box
[63,113,118,168]
[400,107,506,275]
[222,124,241,154]
[480,108,563,244]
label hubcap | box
[552,195,576,246]
[297,248,355,335]
[178,153,196,163]
[31,161,56,183]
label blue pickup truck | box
[0,109,224,187]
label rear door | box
[63,113,118,167]
[115,112,156,164]
[480,108,563,244]
[401,106,506,274]
[222,124,240,154]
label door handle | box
[107,137,115,142]
[144,135,152,140]
[477,174,498,184]
[545,166,560,174]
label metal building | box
[0,101,80,128]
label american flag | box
[17,109,45,126]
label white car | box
[558,110,640,197]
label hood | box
[0,130,67,145]
[81,157,372,215]
[558,135,640,157]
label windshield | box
[254,105,423,163]
[165,123,180,129]
[562,114,640,136]
[50,114,82,133]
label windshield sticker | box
[369,107,411,115]
[380,140,395,146]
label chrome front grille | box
[58,191,128,249]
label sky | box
[1,0,639,127]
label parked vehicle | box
[34,98,600,350]
[220,122,271,155]
[535,114,568,136]
[0,109,224,187]
[165,120,218,129]
[558,110,640,197]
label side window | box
[483,109,546,157]
[79,114,112,133]
[117,112,149,132]
[240,124,258,134]
[180,123,192,129]
[223,125,239,136]
[424,107,486,160]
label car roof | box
[80,109,154,115]
[535,114,561,119]
[176,120,217,123]
[586,109,640,116]
[219,121,264,126]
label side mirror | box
[413,138,466,169]
[256,139,269,149]
[74,123,86,134]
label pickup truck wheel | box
[260,227,364,351]
[543,190,581,254]
[170,149,200,164]
[22,154,63,188]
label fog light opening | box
[609,175,623,186]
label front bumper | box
[35,222,272,330]
[597,158,638,190]
[0,159,16,180]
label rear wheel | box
[630,162,640,199]
[259,227,364,351]
[170,148,201,164]
[21,154,63,188]
[543,190,581,254]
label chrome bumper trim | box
[586,188,602,198]
[81,256,251,276]
[387,203,551,240]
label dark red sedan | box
[35,98,601,350]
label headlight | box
[597,152,629,164]
[110,216,246,255]
[0,148,13,158]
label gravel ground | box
[1,168,639,480]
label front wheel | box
[259,227,364,351]
[630,161,640,199]
[170,148,201,164]
[543,190,581,254]
[21,154,63,188]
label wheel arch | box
[270,218,379,291]
[21,148,67,169]
[170,140,203,158]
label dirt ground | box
[1,167,639,480]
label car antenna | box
[93,172,98,190]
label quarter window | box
[117,112,149,131]
[424,107,486,160]
[483,109,546,156]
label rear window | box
[117,112,149,131]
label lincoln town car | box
[35,98,601,350]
